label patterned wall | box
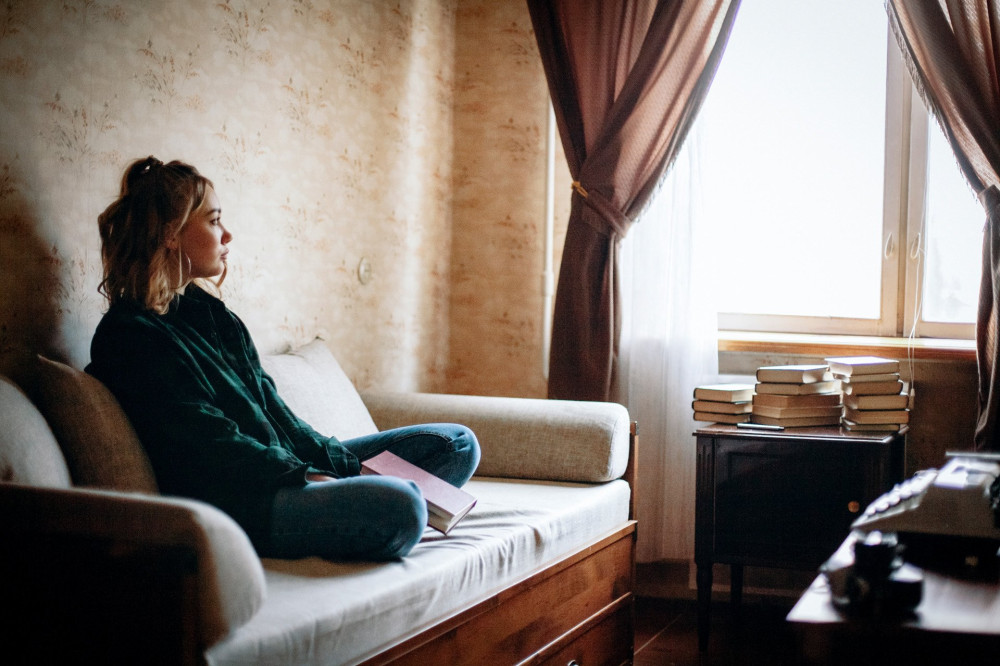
[448,2,569,398]
[0,0,563,397]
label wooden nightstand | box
[694,424,906,652]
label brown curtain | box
[527,0,740,401]
[886,1,1000,450]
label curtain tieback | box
[980,184,1000,217]
[571,181,630,238]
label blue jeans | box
[267,424,480,560]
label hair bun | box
[124,155,164,191]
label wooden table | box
[787,533,1000,663]
[694,424,906,652]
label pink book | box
[361,451,477,534]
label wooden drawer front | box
[389,526,635,665]
[536,597,634,666]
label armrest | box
[361,391,631,483]
[0,483,265,653]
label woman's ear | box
[165,235,179,250]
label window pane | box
[921,121,983,324]
[701,1,888,319]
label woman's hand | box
[305,472,337,483]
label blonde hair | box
[97,156,225,313]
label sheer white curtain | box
[617,133,719,563]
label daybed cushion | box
[27,356,158,493]
[0,375,71,488]
[261,339,379,441]
[204,475,631,666]
[364,391,631,483]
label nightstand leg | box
[697,561,713,652]
[731,563,744,608]
[731,563,744,632]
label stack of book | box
[692,383,755,424]
[826,356,909,432]
[750,364,842,427]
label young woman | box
[86,156,480,560]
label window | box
[699,0,982,339]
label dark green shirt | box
[86,284,359,548]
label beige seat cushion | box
[206,477,632,665]
[0,375,71,488]
[28,356,158,493]
[261,338,378,441]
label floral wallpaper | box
[449,1,570,398]
[0,0,565,397]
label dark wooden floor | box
[633,596,800,665]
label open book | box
[361,451,477,534]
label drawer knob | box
[848,501,861,513]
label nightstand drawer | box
[711,437,886,568]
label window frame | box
[716,26,976,341]
[901,86,977,340]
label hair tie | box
[140,156,163,175]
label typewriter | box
[850,452,1000,571]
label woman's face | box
[176,187,231,280]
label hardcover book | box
[841,380,904,396]
[693,383,755,403]
[752,392,842,408]
[754,380,839,396]
[691,399,752,414]
[750,404,843,420]
[831,372,900,383]
[843,392,910,411]
[843,407,910,425]
[824,356,900,376]
[842,419,903,433]
[755,364,832,384]
[694,411,751,424]
[750,413,842,427]
[361,451,477,534]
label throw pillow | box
[30,355,158,493]
[261,338,379,441]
